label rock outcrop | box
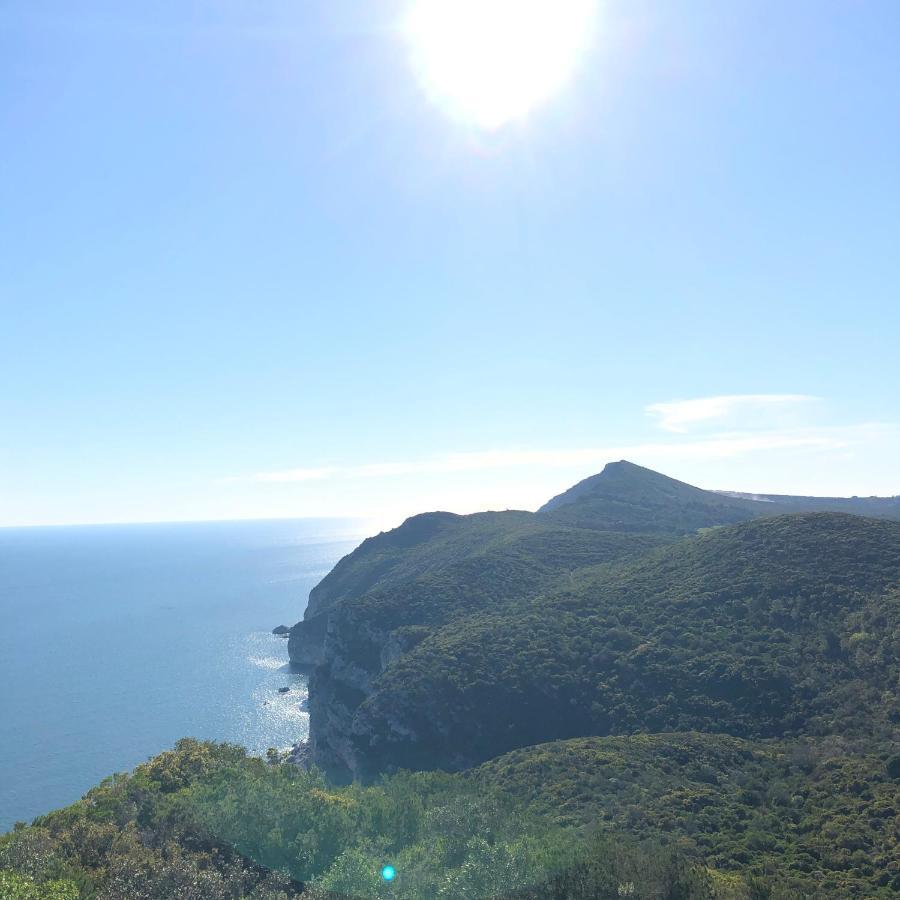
[287,613,329,668]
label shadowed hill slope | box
[538,461,764,533]
[321,513,900,777]
[539,460,900,532]
[472,731,900,897]
[290,508,666,666]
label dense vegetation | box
[475,733,900,896]
[0,740,780,899]
[0,735,900,900]
[538,462,765,533]
[331,513,900,774]
[4,734,898,898]
[292,507,666,664]
[303,509,665,619]
[539,461,900,533]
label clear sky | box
[2,0,898,528]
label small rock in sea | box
[278,686,290,693]
[272,625,291,635]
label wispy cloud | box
[646,394,819,433]
[229,424,887,485]
[251,466,338,484]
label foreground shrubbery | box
[476,732,900,896]
[0,739,816,900]
[0,871,78,900]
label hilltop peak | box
[537,460,754,533]
[542,460,694,505]
[539,462,900,534]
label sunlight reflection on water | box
[237,631,310,753]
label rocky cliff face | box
[287,613,328,668]
[289,573,406,778]
[306,614,381,781]
[288,511,466,674]
[304,608,433,781]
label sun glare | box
[405,0,597,130]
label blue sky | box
[1,0,898,527]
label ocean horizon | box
[0,517,367,832]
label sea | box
[0,518,368,833]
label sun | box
[405,0,597,130]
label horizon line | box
[0,513,381,532]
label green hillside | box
[0,740,771,900]
[474,732,900,897]
[337,513,900,775]
[290,508,665,666]
[539,460,900,532]
[292,462,899,678]
[304,509,665,621]
[4,733,898,898]
[538,461,764,533]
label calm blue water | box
[0,518,366,833]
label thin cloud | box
[232,424,888,485]
[251,466,338,484]
[646,394,820,433]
